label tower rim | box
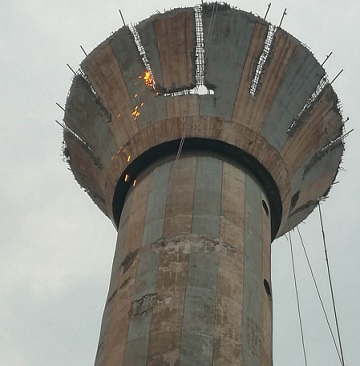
[112,136,282,241]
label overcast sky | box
[1,1,359,365]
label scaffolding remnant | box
[249,24,277,97]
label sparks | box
[133,179,137,187]
[143,70,153,87]
[132,108,140,119]
[127,155,131,162]
[124,174,129,182]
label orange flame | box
[143,71,153,87]
[132,107,140,119]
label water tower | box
[61,3,344,365]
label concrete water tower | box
[61,2,344,365]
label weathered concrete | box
[261,45,325,150]
[243,174,265,365]
[201,4,255,120]
[91,155,272,365]
[192,156,222,237]
[154,8,196,91]
[64,5,343,234]
[62,3,345,366]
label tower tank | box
[62,3,344,365]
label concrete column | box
[95,153,272,366]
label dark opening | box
[290,190,300,210]
[264,279,271,298]
[262,200,269,217]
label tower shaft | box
[62,5,344,365]
[95,153,272,365]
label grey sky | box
[1,0,359,365]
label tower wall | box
[95,154,271,365]
[62,4,345,366]
[64,4,343,237]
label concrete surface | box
[94,155,272,365]
[64,4,343,235]
[62,3,344,365]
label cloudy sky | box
[1,0,359,365]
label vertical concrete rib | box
[243,174,264,365]
[142,161,171,251]
[214,162,245,365]
[147,249,189,365]
[234,29,299,132]
[261,46,325,150]
[201,7,255,119]
[64,75,115,162]
[123,162,170,365]
[281,84,342,177]
[232,20,268,121]
[180,156,222,365]
[109,27,144,104]
[81,44,138,148]
[192,156,223,237]
[137,18,164,87]
[163,156,197,237]
[154,8,196,91]
[262,194,272,365]
[104,174,151,365]
[110,26,167,129]
[94,191,133,366]
[180,252,219,366]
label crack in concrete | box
[119,277,135,289]
[150,234,236,255]
[121,249,139,274]
[132,293,159,317]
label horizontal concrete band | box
[112,137,282,240]
[96,155,272,366]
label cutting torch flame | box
[132,107,140,119]
[143,71,153,87]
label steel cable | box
[288,231,308,366]
[204,2,219,61]
[318,204,346,366]
[296,226,342,363]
